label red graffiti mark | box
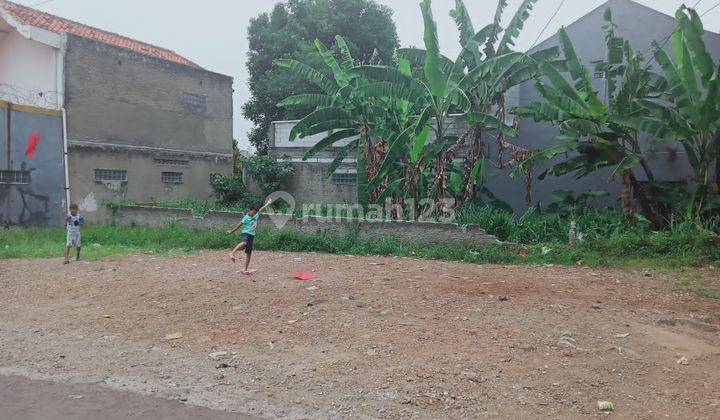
[25,132,41,159]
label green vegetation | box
[279,0,548,210]
[2,221,718,272]
[244,0,399,152]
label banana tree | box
[357,0,551,210]
[276,36,381,207]
[513,10,669,226]
[632,6,720,217]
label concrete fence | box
[110,205,500,246]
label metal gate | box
[0,101,65,227]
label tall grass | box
[1,222,718,269]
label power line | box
[28,0,56,8]
[529,0,566,49]
[701,1,720,16]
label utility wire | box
[701,1,720,16]
[529,0,566,49]
[28,0,56,8]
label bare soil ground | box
[1,251,719,419]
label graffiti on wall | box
[0,103,64,227]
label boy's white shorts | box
[67,233,81,248]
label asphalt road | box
[0,375,254,420]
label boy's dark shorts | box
[241,233,255,255]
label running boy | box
[227,198,274,275]
[64,203,85,264]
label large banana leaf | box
[498,0,538,54]
[275,59,338,95]
[557,28,606,116]
[676,8,715,85]
[314,39,350,88]
[450,0,475,48]
[485,0,507,57]
[335,36,355,71]
[325,139,359,177]
[289,107,353,141]
[420,0,447,98]
[303,129,359,161]
[277,94,335,108]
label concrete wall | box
[110,204,500,246]
[0,19,62,109]
[0,102,65,227]
[68,146,232,221]
[64,34,233,154]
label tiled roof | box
[0,1,201,68]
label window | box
[594,71,605,79]
[0,170,30,185]
[182,92,206,111]
[95,169,127,182]
[331,172,357,185]
[154,158,189,166]
[161,172,183,184]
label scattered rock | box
[233,304,250,312]
[209,351,228,361]
[307,299,325,307]
[498,296,509,302]
[614,332,631,339]
[306,286,319,292]
[677,356,689,366]
[69,394,83,400]
[643,270,652,277]
[216,363,230,370]
[164,332,183,341]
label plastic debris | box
[597,401,615,411]
[677,356,689,365]
[293,257,302,263]
[306,285,319,291]
[615,332,631,339]
[293,272,317,281]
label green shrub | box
[242,154,294,196]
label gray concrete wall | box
[68,147,232,222]
[110,204,500,246]
[64,34,233,154]
[0,103,65,227]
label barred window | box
[0,170,31,185]
[161,172,183,184]
[154,158,189,166]
[95,169,127,181]
[331,172,357,185]
[182,92,206,110]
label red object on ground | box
[25,132,41,159]
[292,272,317,281]
[518,248,527,258]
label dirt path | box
[1,251,719,418]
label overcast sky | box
[14,0,720,150]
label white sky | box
[13,0,720,150]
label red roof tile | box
[1,1,201,68]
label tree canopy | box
[243,0,399,153]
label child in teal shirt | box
[227,198,273,275]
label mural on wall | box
[0,103,65,227]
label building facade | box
[0,1,233,226]
[268,0,720,212]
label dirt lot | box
[1,251,719,419]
